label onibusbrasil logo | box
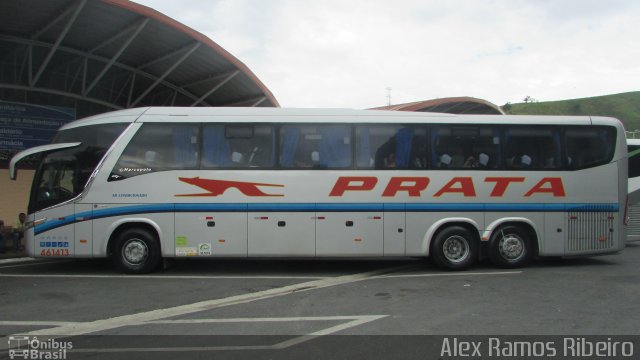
[7,336,72,360]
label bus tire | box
[488,225,532,268]
[430,226,477,270]
[112,228,161,274]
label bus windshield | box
[29,123,127,213]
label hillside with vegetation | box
[502,91,640,133]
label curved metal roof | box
[0,0,279,119]
[372,97,504,115]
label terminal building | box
[0,0,279,221]
[372,97,504,115]
[0,0,503,222]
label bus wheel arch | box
[488,222,537,268]
[429,222,480,270]
[109,222,162,274]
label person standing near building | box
[0,219,5,254]
[12,213,27,251]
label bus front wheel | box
[488,225,533,268]
[113,228,161,274]
[430,226,477,270]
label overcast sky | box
[133,0,640,109]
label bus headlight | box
[28,218,47,230]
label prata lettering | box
[330,176,566,198]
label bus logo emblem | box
[176,177,284,197]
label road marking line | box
[0,257,36,265]
[70,315,388,353]
[274,315,387,349]
[150,315,378,323]
[72,345,272,352]
[307,315,387,336]
[0,260,72,269]
[0,273,325,280]
[382,270,522,278]
[3,264,413,341]
[0,321,79,326]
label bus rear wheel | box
[113,228,161,274]
[489,225,533,268]
[431,226,477,270]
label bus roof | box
[59,106,624,130]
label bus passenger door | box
[383,205,405,256]
[316,212,383,256]
[248,212,315,256]
[74,204,93,257]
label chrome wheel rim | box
[122,238,148,266]
[498,234,525,261]
[442,235,470,263]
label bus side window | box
[202,125,275,168]
[565,126,616,170]
[318,125,351,168]
[202,125,231,167]
[280,125,320,168]
[629,145,640,179]
[432,125,499,170]
[356,125,426,169]
[280,125,351,169]
[111,123,199,180]
[504,127,560,170]
[172,126,200,169]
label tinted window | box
[31,153,80,212]
[356,125,427,169]
[432,125,500,169]
[53,123,128,186]
[110,124,199,180]
[280,125,351,169]
[629,145,640,178]
[504,127,561,170]
[30,123,127,212]
[565,126,616,170]
[53,123,127,148]
[202,125,275,168]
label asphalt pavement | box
[1,243,639,359]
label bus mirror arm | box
[9,153,26,180]
[8,142,82,180]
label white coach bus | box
[10,107,628,273]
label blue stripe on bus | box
[33,202,619,235]
[35,204,176,234]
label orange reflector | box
[218,239,226,243]
[373,216,381,220]
[481,237,489,241]
[79,239,87,244]
[354,238,362,242]
[206,216,213,220]
[317,216,326,220]
[598,236,606,242]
